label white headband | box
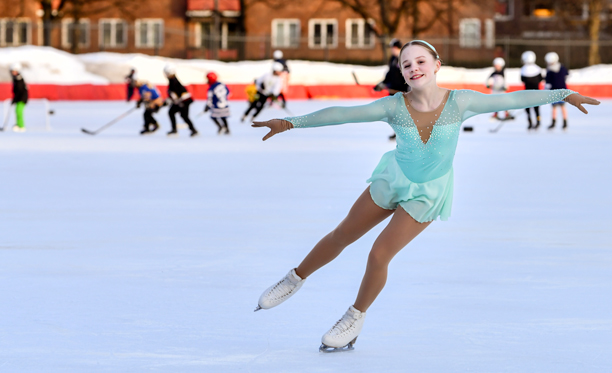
[411,40,439,59]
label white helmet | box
[545,52,559,64]
[493,57,505,67]
[521,51,536,64]
[273,50,283,60]
[272,61,284,72]
[163,64,176,77]
[9,62,21,72]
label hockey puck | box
[49,110,55,115]
[463,126,473,132]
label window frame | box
[98,18,127,48]
[61,18,90,48]
[345,18,375,49]
[134,18,164,49]
[271,18,300,48]
[459,18,481,48]
[0,18,32,46]
[308,19,338,49]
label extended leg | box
[168,105,179,132]
[296,187,393,279]
[353,207,431,312]
[15,101,25,129]
[179,103,196,132]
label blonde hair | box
[399,40,442,65]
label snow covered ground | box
[0,99,611,372]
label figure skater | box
[544,52,570,130]
[251,40,599,352]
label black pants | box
[144,105,160,129]
[212,117,229,133]
[244,93,268,119]
[168,102,195,132]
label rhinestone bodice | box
[285,89,574,184]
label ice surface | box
[0,99,611,372]
[2,46,612,87]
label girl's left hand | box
[565,93,601,114]
[252,119,293,141]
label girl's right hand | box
[251,119,294,141]
[564,93,601,114]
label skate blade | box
[254,305,262,312]
[319,338,357,353]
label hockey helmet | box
[9,62,21,72]
[389,38,402,49]
[493,57,505,68]
[272,61,284,72]
[521,51,536,64]
[273,50,283,60]
[163,64,176,77]
[206,72,218,84]
[545,52,559,64]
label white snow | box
[3,46,612,87]
[0,99,611,371]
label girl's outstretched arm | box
[457,89,600,121]
[251,95,396,141]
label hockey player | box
[164,64,198,137]
[125,67,137,102]
[245,79,258,107]
[486,57,514,121]
[251,40,599,352]
[9,63,28,132]
[241,62,284,122]
[544,52,570,130]
[272,50,290,108]
[520,51,544,130]
[135,80,164,135]
[204,72,231,135]
[376,39,409,140]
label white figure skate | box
[319,306,366,352]
[254,268,305,312]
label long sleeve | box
[457,89,574,121]
[284,95,396,128]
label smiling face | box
[400,44,441,89]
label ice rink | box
[1,99,611,372]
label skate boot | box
[140,126,150,135]
[534,116,541,129]
[562,119,568,131]
[504,111,515,120]
[548,119,556,130]
[240,114,247,123]
[527,117,533,130]
[167,130,178,137]
[254,268,305,312]
[489,112,498,122]
[190,130,199,137]
[12,125,26,133]
[320,306,366,352]
[150,123,160,134]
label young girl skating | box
[252,40,599,352]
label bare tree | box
[587,0,603,65]
[557,0,605,66]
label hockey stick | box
[0,102,13,132]
[81,106,138,135]
[351,71,360,85]
[489,112,516,133]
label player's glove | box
[563,93,600,114]
[136,99,143,108]
[251,118,293,141]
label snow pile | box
[2,45,612,86]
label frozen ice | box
[0,99,611,372]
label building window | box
[272,19,300,48]
[308,19,337,49]
[494,0,514,20]
[459,18,481,48]
[0,19,31,46]
[135,19,163,48]
[345,19,375,49]
[62,19,90,48]
[196,21,239,50]
[99,19,126,48]
[484,19,494,48]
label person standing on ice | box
[251,40,599,352]
[241,62,284,122]
[204,71,231,135]
[135,80,164,135]
[375,38,409,140]
[272,50,290,108]
[486,57,514,121]
[544,52,570,131]
[125,68,137,102]
[164,64,198,137]
[520,51,544,130]
[9,63,28,133]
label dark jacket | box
[382,55,408,93]
[12,73,28,104]
[167,77,193,106]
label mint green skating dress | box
[284,89,575,223]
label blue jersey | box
[138,84,160,101]
[206,82,230,118]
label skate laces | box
[330,312,359,335]
[268,276,297,300]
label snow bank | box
[2,45,612,86]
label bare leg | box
[353,207,432,312]
[295,187,393,279]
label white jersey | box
[256,72,283,97]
